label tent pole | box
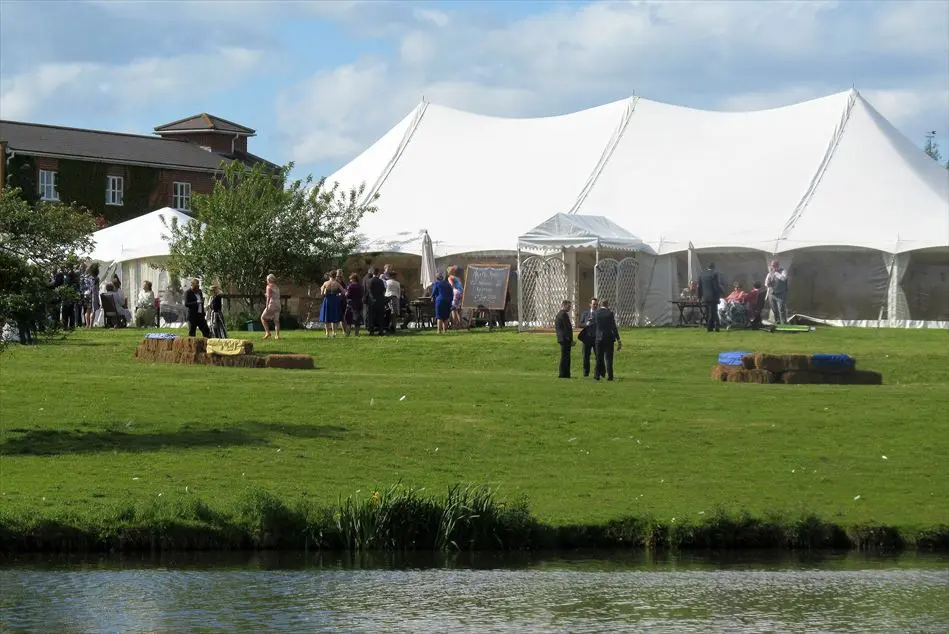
[594,247,600,297]
[516,245,523,331]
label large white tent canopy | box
[330,89,948,257]
[328,89,949,326]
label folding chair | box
[100,293,127,328]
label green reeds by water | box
[1,485,946,554]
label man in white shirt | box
[384,271,401,331]
[765,259,789,324]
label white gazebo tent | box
[87,207,195,324]
[516,213,651,329]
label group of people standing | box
[694,259,790,332]
[555,297,622,381]
[183,277,229,339]
[316,265,404,338]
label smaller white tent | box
[517,214,650,328]
[518,213,648,252]
[88,208,195,318]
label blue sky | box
[1,0,947,181]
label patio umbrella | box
[687,241,702,284]
[420,230,437,291]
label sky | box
[1,0,947,181]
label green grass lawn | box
[1,326,947,537]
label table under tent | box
[516,213,652,329]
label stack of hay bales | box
[134,336,313,370]
[711,352,882,385]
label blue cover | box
[810,353,855,369]
[718,351,752,366]
[145,333,177,340]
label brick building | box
[0,113,276,224]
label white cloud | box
[277,0,949,172]
[862,88,949,136]
[0,47,266,121]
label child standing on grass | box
[261,274,281,340]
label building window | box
[38,170,59,201]
[173,182,192,211]
[105,175,124,206]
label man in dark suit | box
[593,300,621,381]
[578,297,599,377]
[554,299,573,378]
[697,262,724,332]
[184,277,211,337]
[364,270,387,335]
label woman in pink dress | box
[261,274,281,340]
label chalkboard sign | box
[461,264,511,310]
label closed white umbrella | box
[687,241,701,283]
[420,230,437,290]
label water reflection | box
[2,552,948,633]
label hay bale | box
[711,364,743,381]
[745,369,778,384]
[754,353,786,372]
[265,354,315,370]
[808,360,857,374]
[741,355,756,370]
[839,370,883,385]
[783,355,810,371]
[781,371,819,384]
[172,337,207,355]
[207,354,267,368]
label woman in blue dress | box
[431,272,454,334]
[319,271,345,337]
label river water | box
[1,551,947,633]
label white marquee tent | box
[87,207,194,306]
[328,89,949,326]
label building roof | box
[154,113,256,135]
[0,120,273,172]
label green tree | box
[923,131,942,163]
[164,161,377,312]
[0,187,97,348]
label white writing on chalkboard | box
[461,264,511,310]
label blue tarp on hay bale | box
[718,351,752,366]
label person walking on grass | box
[261,274,281,340]
[555,299,574,379]
[184,278,211,337]
[593,299,621,381]
[578,297,599,377]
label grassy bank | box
[1,327,947,552]
[3,484,947,553]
